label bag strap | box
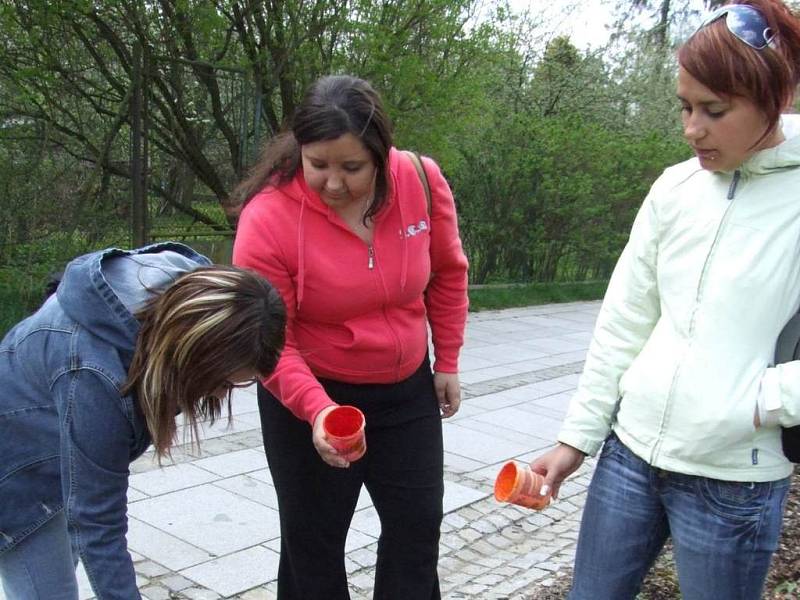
[775,311,800,363]
[403,150,431,215]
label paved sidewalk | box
[3,301,601,600]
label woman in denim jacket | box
[0,243,285,599]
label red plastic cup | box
[323,406,366,462]
[494,461,550,510]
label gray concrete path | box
[3,301,601,600]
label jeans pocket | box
[699,478,767,521]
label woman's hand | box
[311,405,351,468]
[434,371,461,418]
[530,443,586,500]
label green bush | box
[0,231,108,338]
[468,281,608,311]
[0,269,50,337]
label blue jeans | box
[569,433,789,600]
[0,511,78,599]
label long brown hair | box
[679,0,800,144]
[122,266,286,458]
[229,75,394,222]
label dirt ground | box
[526,466,800,600]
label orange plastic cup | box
[323,406,366,462]
[494,461,550,510]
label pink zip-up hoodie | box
[233,148,469,425]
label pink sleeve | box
[421,158,469,373]
[232,198,336,425]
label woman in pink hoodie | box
[231,75,469,599]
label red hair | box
[678,0,800,138]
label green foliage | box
[451,32,689,284]
[468,281,609,311]
[0,131,126,245]
[774,580,799,595]
[0,273,41,338]
[0,0,698,291]
[0,228,128,338]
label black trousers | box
[257,358,444,600]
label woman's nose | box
[683,113,705,142]
[325,175,345,191]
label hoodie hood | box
[56,242,210,361]
[742,113,800,175]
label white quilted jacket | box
[559,115,800,481]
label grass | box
[0,288,31,337]
[0,270,50,338]
[467,280,608,311]
[0,275,610,339]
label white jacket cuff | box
[758,368,783,427]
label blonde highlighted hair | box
[122,265,285,458]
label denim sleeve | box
[56,369,141,600]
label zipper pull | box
[727,170,741,200]
[368,245,374,269]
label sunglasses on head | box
[222,377,259,392]
[698,4,776,50]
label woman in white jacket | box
[532,1,800,598]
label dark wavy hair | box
[229,75,394,222]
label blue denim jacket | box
[0,243,210,599]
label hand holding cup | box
[494,461,551,510]
[322,405,366,463]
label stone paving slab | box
[0,301,601,600]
